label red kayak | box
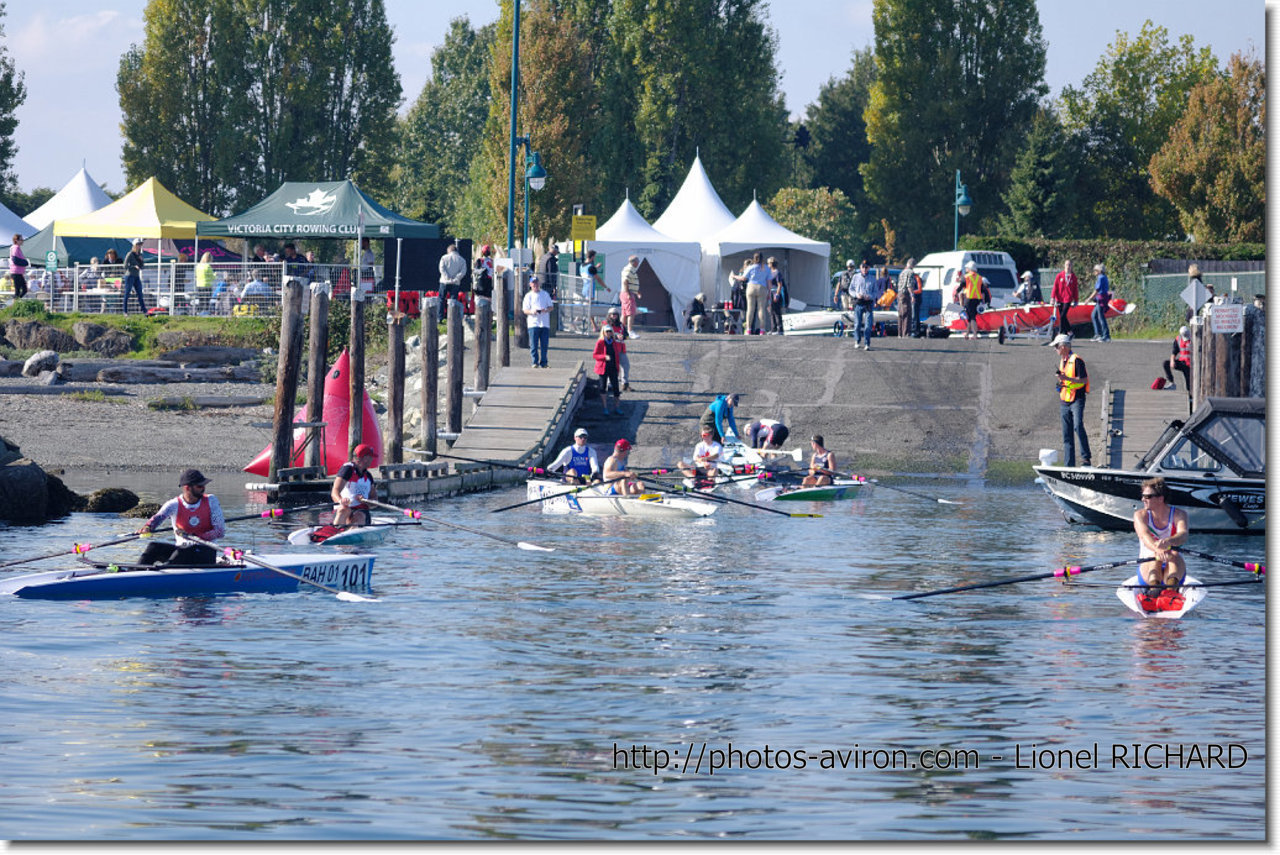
[945,298,1132,333]
[243,349,382,476]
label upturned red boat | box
[944,298,1133,334]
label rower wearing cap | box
[602,438,643,495]
[1133,477,1189,611]
[137,468,226,565]
[332,443,378,526]
[679,427,723,485]
[548,428,601,484]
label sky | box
[4,0,1266,197]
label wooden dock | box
[1102,381,1194,470]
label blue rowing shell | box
[0,553,375,600]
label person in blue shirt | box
[547,428,601,484]
[1090,262,1111,342]
[699,393,740,443]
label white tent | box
[583,197,702,327]
[652,155,737,299]
[23,167,114,232]
[0,200,35,239]
[710,200,831,308]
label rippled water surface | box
[0,478,1265,840]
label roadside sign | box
[571,215,597,241]
[1210,302,1244,334]
[45,251,57,271]
[1180,280,1209,312]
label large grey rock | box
[4,320,76,352]
[72,320,108,347]
[84,487,139,513]
[0,360,22,377]
[0,458,48,523]
[22,350,59,377]
[85,329,135,357]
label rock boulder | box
[4,320,76,353]
[22,350,59,377]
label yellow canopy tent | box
[53,177,216,313]
[53,177,213,239]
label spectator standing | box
[8,233,29,299]
[359,237,376,288]
[847,260,875,349]
[958,260,985,341]
[1163,325,1192,391]
[123,238,147,314]
[733,251,771,334]
[834,259,855,308]
[540,243,560,299]
[581,249,610,303]
[619,254,642,338]
[1012,270,1033,304]
[251,244,270,264]
[897,258,923,337]
[767,257,787,334]
[1051,259,1079,339]
[605,307,632,391]
[282,243,310,285]
[1051,333,1091,468]
[522,275,554,368]
[193,251,215,311]
[438,244,467,303]
[593,325,622,415]
[472,244,495,305]
[1090,262,1111,341]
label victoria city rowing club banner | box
[197,180,439,241]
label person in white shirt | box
[679,428,723,483]
[438,244,467,301]
[522,275,554,368]
[548,427,600,484]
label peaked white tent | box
[711,200,831,308]
[652,155,738,299]
[0,200,34,239]
[583,197,702,327]
[23,167,114,232]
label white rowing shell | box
[1115,574,1207,619]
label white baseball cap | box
[1050,333,1072,348]
[574,428,589,438]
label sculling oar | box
[408,450,559,478]
[0,503,330,571]
[185,534,379,603]
[867,478,961,505]
[1175,548,1265,575]
[366,498,554,552]
[655,483,822,519]
[490,478,610,513]
[893,556,1146,601]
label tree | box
[862,0,1048,256]
[0,186,54,218]
[1149,51,1264,243]
[997,107,1081,238]
[394,17,495,231]
[768,186,863,267]
[0,2,28,196]
[1059,20,1219,239]
[802,47,875,213]
[118,0,255,215]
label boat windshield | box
[1199,412,1266,475]
[1159,436,1225,473]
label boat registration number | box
[299,560,371,590]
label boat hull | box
[1033,465,1264,534]
[287,516,398,546]
[1115,574,1207,619]
[944,298,1130,333]
[525,480,718,519]
[757,479,868,502]
[0,553,375,600]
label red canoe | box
[946,298,1131,333]
[243,349,382,477]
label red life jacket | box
[174,496,215,540]
[1175,334,1191,366]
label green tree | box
[1149,51,1264,243]
[862,0,1047,255]
[0,186,53,219]
[1058,20,1219,239]
[802,47,875,211]
[0,2,24,196]
[394,17,495,231]
[769,186,864,268]
[118,0,255,215]
[997,107,1081,238]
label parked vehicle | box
[915,250,1019,319]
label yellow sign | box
[571,215,597,241]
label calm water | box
[0,477,1265,840]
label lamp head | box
[956,184,973,217]
[526,151,547,191]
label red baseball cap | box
[354,443,377,461]
[615,439,632,451]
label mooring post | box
[475,297,492,396]
[305,283,330,469]
[495,267,510,367]
[348,281,366,455]
[421,296,440,455]
[446,297,464,435]
[386,310,405,464]
[269,280,305,481]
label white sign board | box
[1209,302,1244,334]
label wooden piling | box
[421,296,440,455]
[446,297,464,435]
[348,286,366,455]
[496,268,510,367]
[475,298,492,394]
[386,311,405,464]
[305,284,330,469]
[268,280,305,481]
[514,267,529,350]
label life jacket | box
[1058,353,1090,402]
[1175,334,1191,366]
[963,271,984,300]
[173,496,216,540]
[566,445,593,478]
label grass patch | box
[983,459,1038,486]
[147,396,198,411]
[66,390,125,404]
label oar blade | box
[517,541,556,552]
[337,591,381,603]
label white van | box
[914,250,1020,319]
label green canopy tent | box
[196,180,439,241]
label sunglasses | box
[1140,493,1159,499]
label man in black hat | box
[136,469,226,565]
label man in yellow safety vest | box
[1052,333,1092,467]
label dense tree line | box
[0,0,1261,259]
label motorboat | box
[1033,397,1264,534]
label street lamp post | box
[953,169,973,251]
[505,0,522,257]
[523,148,547,250]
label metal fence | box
[553,272,617,336]
[2,261,385,316]
[1030,268,1266,331]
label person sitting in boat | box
[136,469,225,566]
[332,444,378,527]
[548,427,600,484]
[602,438,644,496]
[679,428,723,486]
[1133,477,1189,611]
[746,417,789,450]
[700,393,740,444]
[801,435,837,488]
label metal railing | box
[553,272,617,335]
